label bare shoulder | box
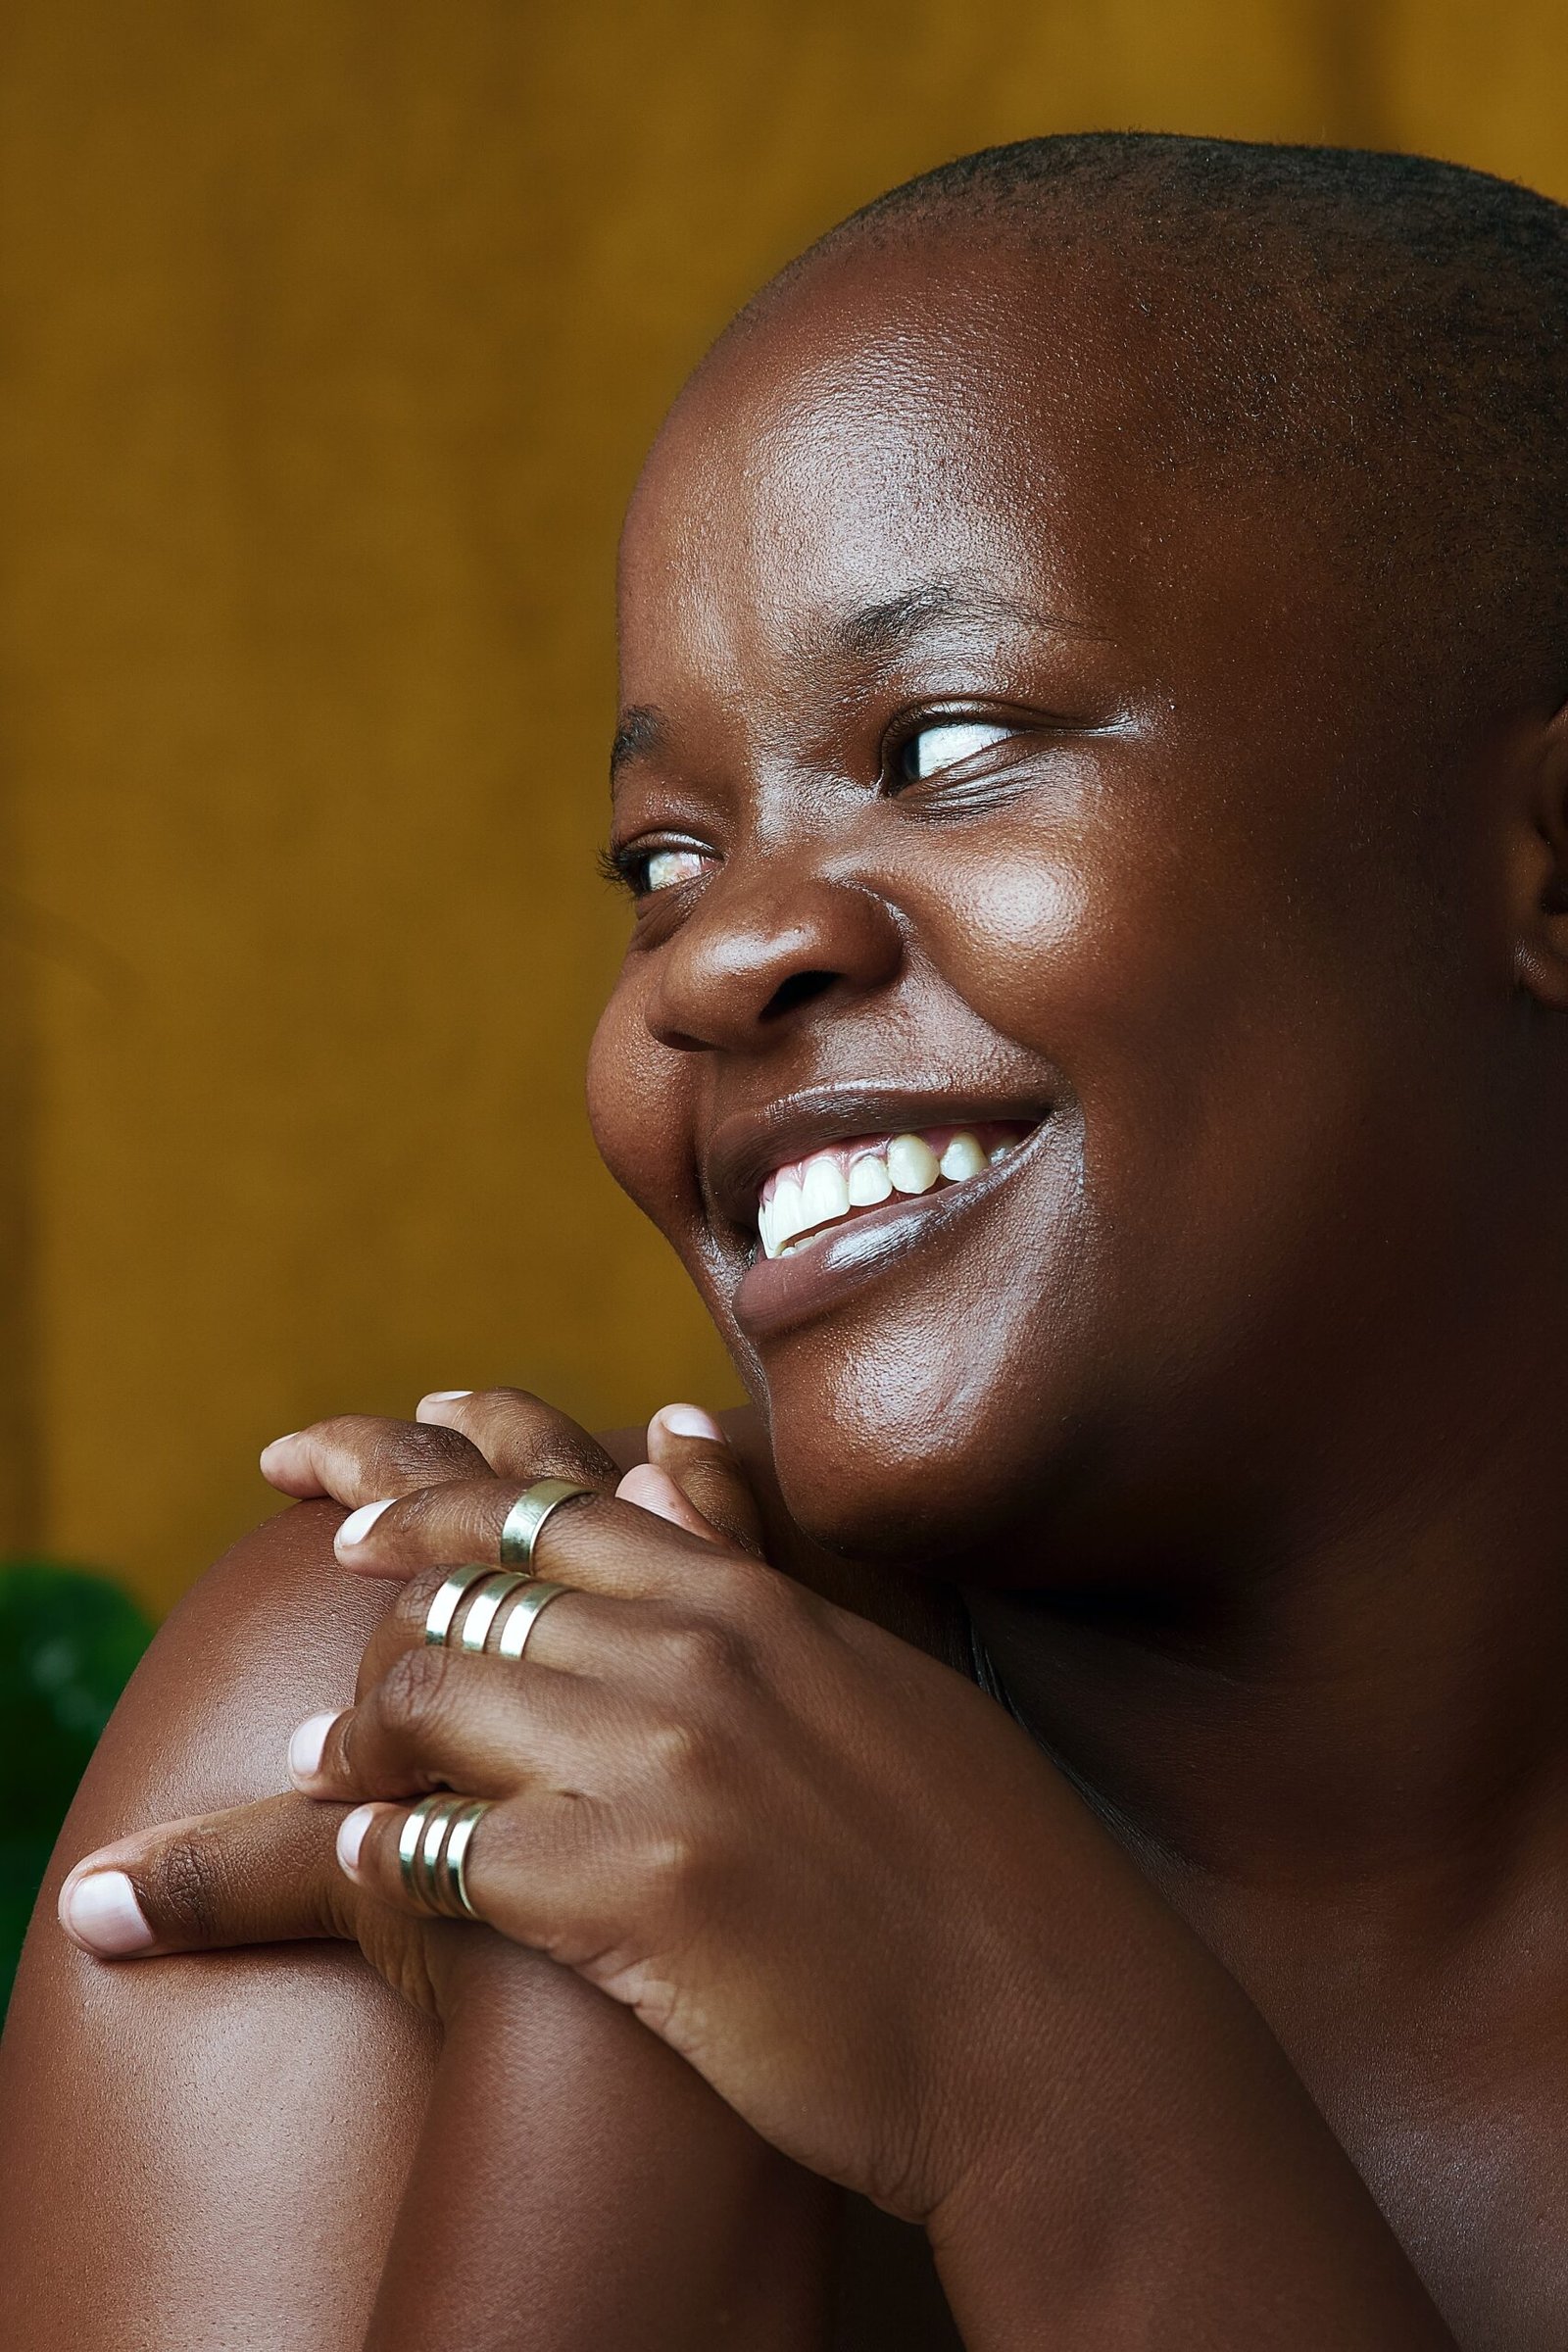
[0,1501,432,2352]
[58,1496,395,1838]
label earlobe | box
[1511,698,1568,1010]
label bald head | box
[734,133,1568,716]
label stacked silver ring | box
[421,1478,594,1659]
[405,1480,596,1921]
[398,1791,489,1918]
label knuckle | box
[638,1823,719,1919]
[149,1826,229,1940]
[377,1641,451,1739]
[644,1708,710,1778]
[386,1428,478,1485]
[658,1613,750,1687]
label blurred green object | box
[0,1561,155,2017]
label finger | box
[336,1476,751,1604]
[339,1787,593,1960]
[259,1413,489,1510]
[323,1566,672,1718]
[615,1462,719,1543]
[290,1641,631,1803]
[57,1794,357,1960]
[413,1386,622,1491]
[645,1405,766,1555]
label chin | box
[754,1332,1083,1575]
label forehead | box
[614,235,1337,727]
[620,245,1157,669]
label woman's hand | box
[59,1388,1458,2344]
[54,1393,758,2030]
[63,1385,1074,2225]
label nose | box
[645,858,905,1054]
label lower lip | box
[731,1131,1044,1342]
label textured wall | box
[0,1,1563,1614]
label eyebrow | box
[610,705,664,782]
[608,582,1100,782]
[828,580,1096,660]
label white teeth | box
[939,1131,986,1182]
[886,1133,940,1195]
[759,1124,1031,1257]
[847,1153,893,1207]
[770,1173,806,1255]
[801,1154,850,1229]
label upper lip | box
[703,1083,1054,1232]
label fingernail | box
[337,1804,378,1873]
[418,1390,470,1407]
[59,1869,155,1956]
[287,1710,342,1787]
[653,1403,725,1442]
[336,1497,396,1549]
[259,1433,301,1466]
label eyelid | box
[888,710,1025,790]
[602,829,716,900]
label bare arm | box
[0,1498,832,2351]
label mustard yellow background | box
[1,1,1564,1615]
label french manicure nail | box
[337,1805,377,1872]
[419,1390,471,1407]
[287,1710,342,1786]
[259,1433,302,1464]
[336,1498,396,1549]
[654,1403,726,1442]
[59,1870,156,1956]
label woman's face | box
[589,239,1511,1582]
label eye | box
[643,847,708,892]
[898,719,1015,783]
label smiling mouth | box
[756,1120,1037,1259]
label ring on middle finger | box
[424,1562,501,1646]
[493,1579,569,1661]
[458,1570,529,1653]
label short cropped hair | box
[778,134,1568,710]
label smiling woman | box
[4,132,1568,2351]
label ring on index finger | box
[498,1478,596,1568]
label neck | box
[967,1351,1568,1926]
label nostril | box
[760,969,837,1022]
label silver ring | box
[498,1478,595,1568]
[398,1793,453,1906]
[495,1579,569,1660]
[459,1570,528,1653]
[440,1800,489,1920]
[396,1792,491,1919]
[424,1563,501,1647]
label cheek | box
[585,982,691,1228]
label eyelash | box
[598,839,710,900]
[602,712,1028,900]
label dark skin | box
[7,221,1568,2346]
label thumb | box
[635,1404,767,1555]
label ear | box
[1511,697,1568,1010]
